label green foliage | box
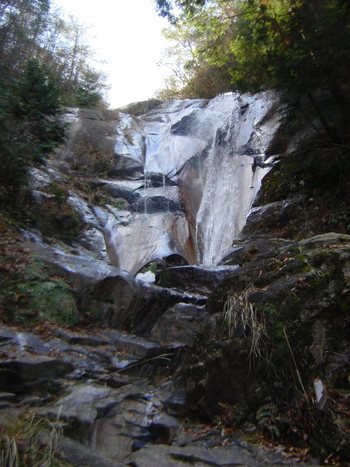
[0,59,66,207]
[0,0,107,208]
[0,0,50,71]
[329,211,350,234]
[256,403,281,439]
[0,1,107,108]
[109,199,127,210]
[67,69,107,108]
[15,59,66,157]
[156,0,206,22]
[139,262,158,275]
[157,0,350,141]
[19,278,79,325]
[0,206,79,326]
[47,182,68,205]
[1,256,79,326]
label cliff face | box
[48,93,283,275]
[1,91,350,465]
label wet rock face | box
[28,92,285,276]
[240,198,301,238]
[103,92,284,272]
[131,196,183,214]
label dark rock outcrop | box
[158,265,239,295]
[178,233,350,461]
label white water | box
[107,91,281,273]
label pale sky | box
[54,0,170,108]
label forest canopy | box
[155,0,350,143]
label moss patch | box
[0,217,79,325]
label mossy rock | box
[181,236,350,463]
[19,279,79,325]
[1,258,80,326]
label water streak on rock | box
[106,92,281,272]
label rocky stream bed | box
[0,315,318,466]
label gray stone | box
[54,329,110,347]
[78,109,105,120]
[240,198,300,238]
[112,155,144,179]
[138,172,177,188]
[102,182,141,203]
[103,330,163,358]
[20,395,48,406]
[131,196,182,213]
[54,436,123,467]
[67,193,100,227]
[171,113,198,136]
[221,238,293,266]
[299,232,350,247]
[91,276,207,333]
[42,383,131,439]
[29,166,64,190]
[75,227,109,261]
[106,207,132,225]
[158,265,239,295]
[25,240,124,295]
[0,402,12,409]
[91,392,178,462]
[31,189,53,204]
[14,331,49,354]
[0,392,16,402]
[70,115,117,155]
[150,303,207,346]
[125,444,257,467]
[0,326,16,343]
[110,354,141,370]
[0,356,73,392]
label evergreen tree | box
[0,59,66,206]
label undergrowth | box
[222,287,267,359]
[0,413,69,467]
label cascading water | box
[105,91,281,274]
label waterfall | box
[109,91,281,273]
[143,171,148,214]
